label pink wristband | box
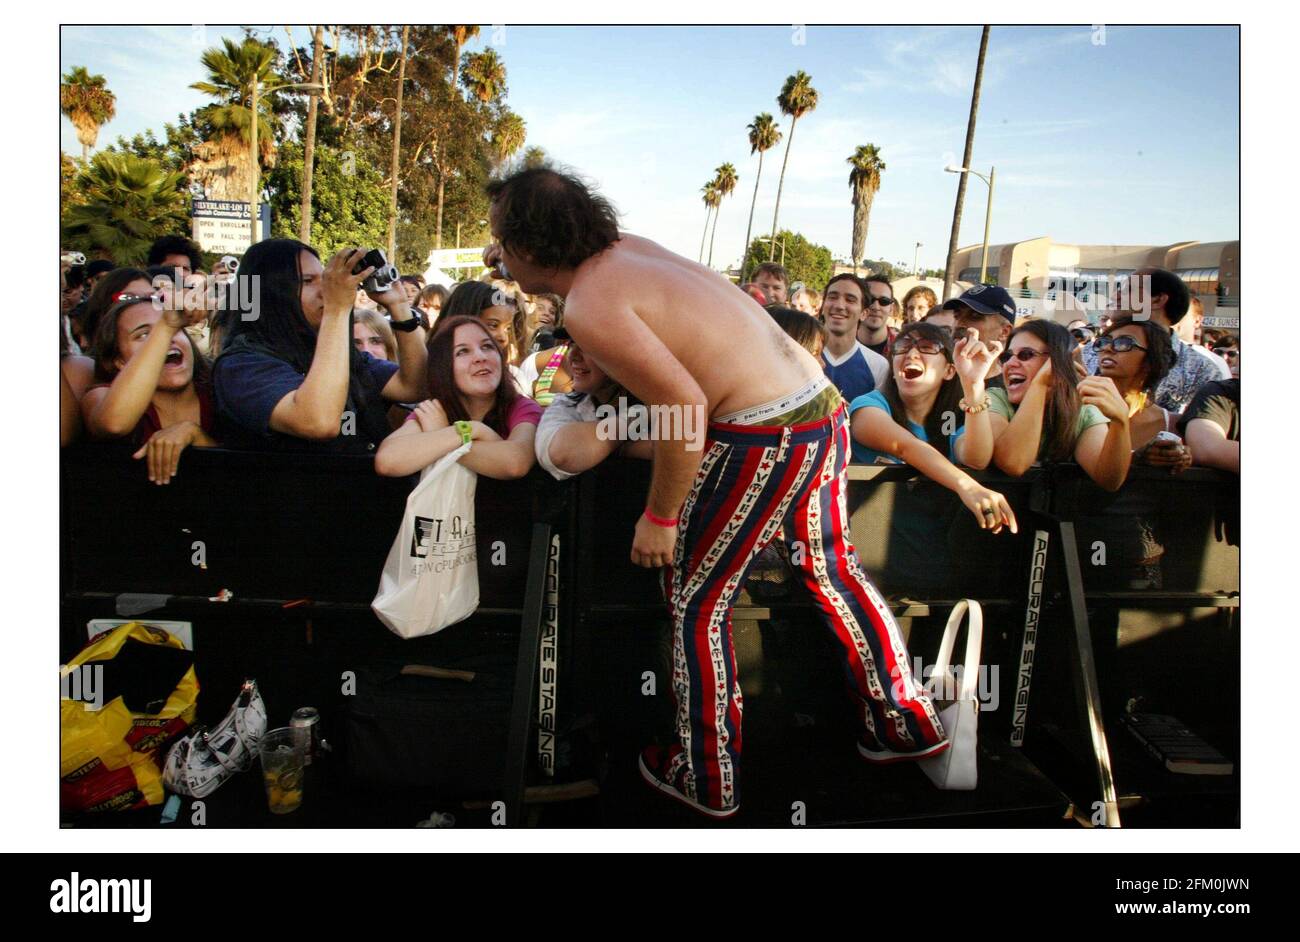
[643,508,679,529]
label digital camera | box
[219,255,240,274]
[353,248,400,294]
[61,251,86,266]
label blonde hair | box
[353,308,398,362]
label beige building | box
[948,237,1240,327]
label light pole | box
[249,78,325,245]
[913,242,923,277]
[757,236,786,267]
[945,164,996,285]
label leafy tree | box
[847,144,886,271]
[267,140,389,259]
[769,71,818,260]
[742,230,833,292]
[441,26,481,97]
[708,163,738,268]
[107,114,203,175]
[461,48,507,103]
[741,113,781,280]
[60,67,116,162]
[61,152,189,263]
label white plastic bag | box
[372,442,480,639]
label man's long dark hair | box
[426,315,522,436]
[1009,319,1081,462]
[877,321,963,452]
[485,165,620,270]
[220,238,388,444]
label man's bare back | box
[562,234,825,418]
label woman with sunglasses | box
[1094,316,1187,470]
[990,319,1131,490]
[849,321,1016,532]
[81,293,218,484]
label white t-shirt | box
[535,393,649,481]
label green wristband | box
[454,420,473,445]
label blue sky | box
[61,25,1239,271]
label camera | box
[219,255,240,274]
[352,249,400,294]
[62,251,86,266]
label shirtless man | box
[483,166,947,818]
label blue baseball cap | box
[942,284,1017,323]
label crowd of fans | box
[61,226,1239,583]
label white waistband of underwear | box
[714,375,832,426]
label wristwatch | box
[454,420,473,445]
[390,313,423,332]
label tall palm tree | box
[699,182,720,263]
[461,49,506,103]
[523,145,547,168]
[847,144,886,273]
[492,110,527,164]
[60,67,116,163]
[769,71,818,261]
[708,163,738,269]
[61,153,188,263]
[740,113,781,280]
[944,26,990,300]
[191,37,283,202]
[441,25,480,96]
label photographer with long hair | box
[212,240,427,452]
[374,315,540,479]
[990,319,1131,490]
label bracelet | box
[959,395,991,414]
[643,508,679,529]
[454,420,473,445]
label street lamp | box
[757,236,786,267]
[913,242,923,277]
[945,164,996,285]
[249,79,325,245]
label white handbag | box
[372,442,480,639]
[919,599,983,790]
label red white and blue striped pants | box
[658,405,947,813]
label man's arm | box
[1185,418,1239,473]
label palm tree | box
[191,38,283,202]
[708,163,738,269]
[944,26,990,300]
[523,145,547,169]
[847,144,886,273]
[61,153,188,263]
[699,182,720,263]
[740,113,781,281]
[441,25,480,96]
[492,110,527,164]
[769,71,819,261]
[461,49,506,103]
[60,67,117,163]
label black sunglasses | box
[892,338,944,357]
[868,295,895,307]
[1070,329,1094,342]
[1094,335,1148,354]
[999,348,1048,364]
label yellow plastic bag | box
[60,622,199,813]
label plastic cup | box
[259,727,306,814]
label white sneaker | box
[163,680,267,798]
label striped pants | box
[657,406,947,813]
